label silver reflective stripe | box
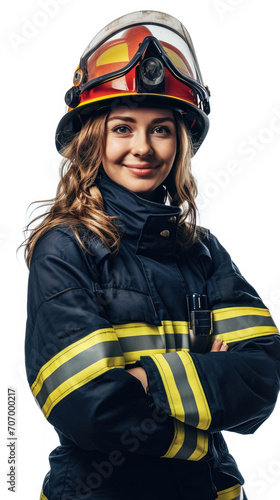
[214,314,275,335]
[118,334,165,353]
[173,425,198,459]
[160,352,199,427]
[118,333,189,353]
[167,333,189,350]
[162,420,208,461]
[36,340,122,410]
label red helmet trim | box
[76,66,198,111]
[76,91,197,110]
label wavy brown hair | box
[23,109,198,268]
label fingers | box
[210,337,229,352]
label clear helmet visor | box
[75,11,205,91]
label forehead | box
[107,106,175,121]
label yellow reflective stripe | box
[124,349,176,363]
[150,353,185,420]
[176,351,211,430]
[119,321,189,352]
[42,355,124,419]
[114,323,162,337]
[213,306,271,321]
[189,429,209,461]
[114,321,189,363]
[212,307,279,344]
[150,351,211,430]
[40,490,48,500]
[113,321,189,337]
[31,328,119,397]
[217,484,242,499]
[162,420,185,458]
[162,420,208,461]
[212,326,278,344]
[31,328,125,419]
[31,321,191,419]
[162,320,189,334]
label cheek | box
[103,138,126,166]
[164,138,177,167]
[103,141,117,168]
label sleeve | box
[25,229,209,462]
[140,232,280,435]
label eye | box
[112,125,131,134]
[152,126,170,135]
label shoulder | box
[187,227,229,264]
[27,227,105,304]
[31,227,82,264]
[197,227,228,256]
[197,228,264,307]
[31,226,110,268]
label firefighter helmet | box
[56,10,211,155]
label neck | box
[135,184,167,203]
[96,171,181,245]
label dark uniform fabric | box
[25,172,280,499]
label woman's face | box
[102,107,178,198]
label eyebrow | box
[107,116,175,124]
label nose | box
[131,131,153,157]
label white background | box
[1,0,280,498]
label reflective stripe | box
[31,329,125,418]
[114,321,189,338]
[42,354,124,419]
[214,306,271,321]
[177,351,211,430]
[150,351,211,430]
[118,333,189,353]
[217,484,242,499]
[166,351,199,427]
[32,328,121,396]
[36,341,122,411]
[161,419,208,461]
[32,306,278,420]
[40,490,48,500]
[32,322,190,418]
[114,321,190,363]
[119,334,167,355]
[212,307,278,344]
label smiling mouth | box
[123,164,158,176]
[124,164,157,169]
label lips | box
[123,164,157,176]
[124,164,157,169]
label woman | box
[24,10,280,500]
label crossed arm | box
[127,337,228,391]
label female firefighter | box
[24,10,280,500]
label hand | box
[210,337,228,352]
[126,367,148,392]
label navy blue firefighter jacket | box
[25,172,280,500]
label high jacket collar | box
[97,171,181,256]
